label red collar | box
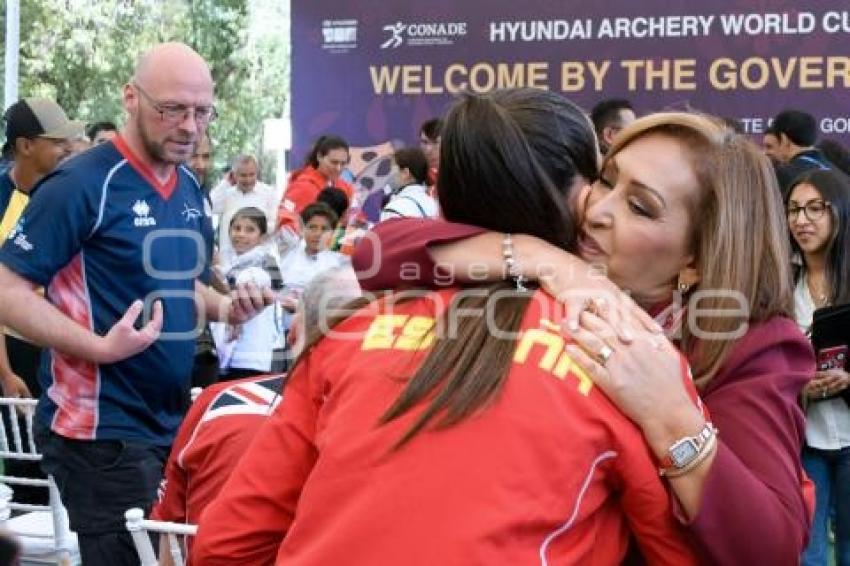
[112,135,177,200]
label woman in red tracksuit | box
[279,135,355,216]
[193,89,700,565]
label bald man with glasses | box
[0,42,273,565]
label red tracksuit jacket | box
[280,166,354,215]
[193,289,701,565]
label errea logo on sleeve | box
[132,199,157,227]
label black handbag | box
[811,303,850,405]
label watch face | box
[670,440,698,467]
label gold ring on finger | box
[597,345,615,366]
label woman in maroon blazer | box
[353,112,814,565]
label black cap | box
[2,98,84,156]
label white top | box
[380,184,439,221]
[210,179,279,259]
[227,304,279,372]
[278,244,349,293]
[794,274,850,450]
[214,256,282,373]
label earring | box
[678,280,690,294]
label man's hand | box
[227,282,276,325]
[0,372,32,398]
[279,293,299,314]
[226,324,242,343]
[96,300,163,364]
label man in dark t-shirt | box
[0,42,273,566]
[770,109,834,195]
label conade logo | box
[381,21,468,49]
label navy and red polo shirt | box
[0,136,214,445]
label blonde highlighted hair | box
[605,112,794,387]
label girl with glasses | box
[786,169,850,566]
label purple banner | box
[292,1,850,167]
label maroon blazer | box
[353,218,814,566]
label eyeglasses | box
[132,83,218,126]
[787,200,831,222]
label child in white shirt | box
[380,147,439,221]
[213,206,283,381]
[278,202,349,297]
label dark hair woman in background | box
[280,134,354,216]
[786,169,850,566]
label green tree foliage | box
[2,0,288,173]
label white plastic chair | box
[0,396,79,565]
[125,507,197,566]
[125,387,201,566]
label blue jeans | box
[802,445,850,566]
